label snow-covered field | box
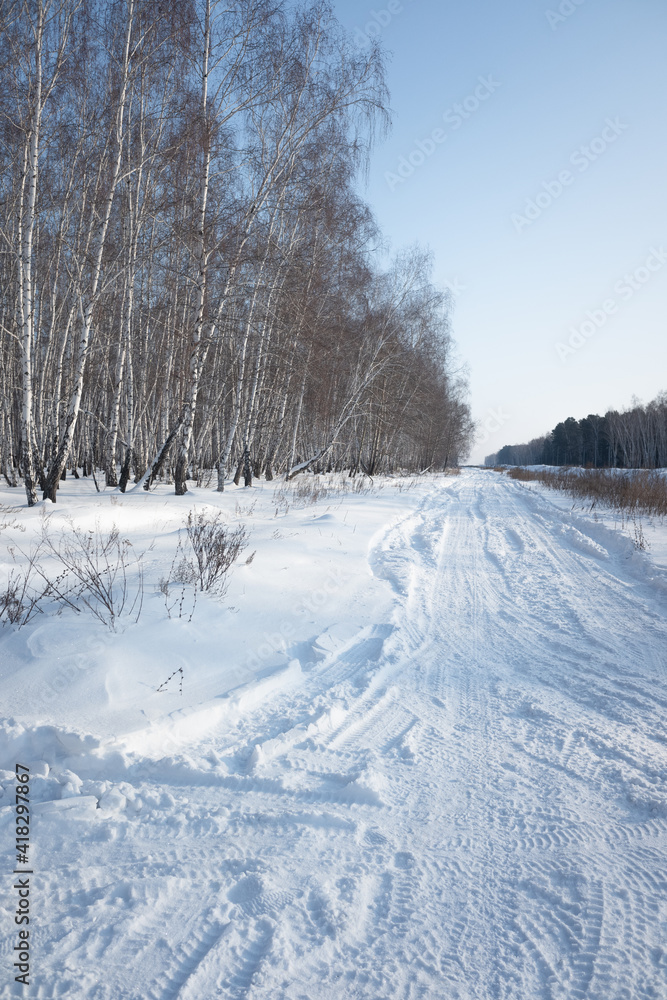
[1,468,666,999]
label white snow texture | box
[1,469,666,999]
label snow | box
[511,466,667,580]
[1,469,666,998]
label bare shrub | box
[0,567,48,627]
[0,573,24,624]
[40,521,146,629]
[0,533,64,628]
[183,509,247,595]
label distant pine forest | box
[485,393,667,469]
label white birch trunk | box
[174,0,211,495]
[18,4,44,506]
[43,0,134,501]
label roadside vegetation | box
[505,466,667,519]
[0,507,246,631]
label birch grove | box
[0,0,473,504]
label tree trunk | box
[174,0,212,496]
[43,0,134,501]
[18,6,44,507]
[132,415,184,492]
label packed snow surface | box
[1,469,666,998]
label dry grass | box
[271,473,373,516]
[506,467,667,517]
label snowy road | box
[2,470,667,998]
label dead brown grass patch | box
[506,467,667,517]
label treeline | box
[485,393,667,469]
[0,0,473,506]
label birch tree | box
[0,0,476,498]
[0,0,77,504]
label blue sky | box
[332,0,667,462]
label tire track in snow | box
[219,919,274,999]
[148,914,230,1000]
[365,471,667,999]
